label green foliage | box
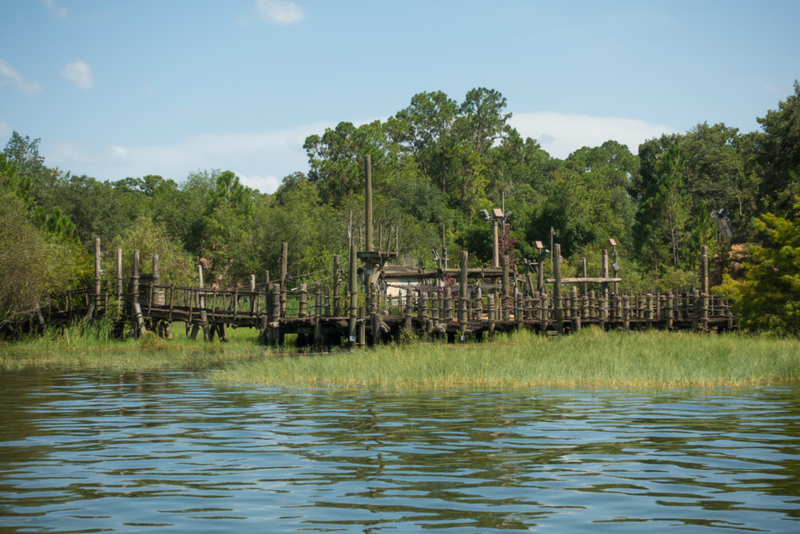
[717,198,800,335]
[634,145,690,269]
[0,189,91,329]
[3,132,46,179]
[756,80,800,214]
[33,206,80,244]
[105,216,196,287]
[0,153,33,206]
[0,189,51,327]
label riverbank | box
[3,327,799,389]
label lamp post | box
[480,208,512,268]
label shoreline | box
[3,329,799,390]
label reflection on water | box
[1,371,799,532]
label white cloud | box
[255,0,305,24]
[45,122,334,193]
[764,84,780,93]
[42,0,68,18]
[509,112,675,159]
[43,113,671,194]
[61,60,94,89]
[50,142,130,167]
[0,119,11,137]
[236,173,281,192]
[0,59,43,95]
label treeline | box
[1,83,799,332]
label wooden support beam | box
[546,277,623,283]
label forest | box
[2,83,800,334]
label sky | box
[1,0,799,194]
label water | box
[1,371,799,532]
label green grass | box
[209,328,800,390]
[5,324,800,390]
[0,320,265,372]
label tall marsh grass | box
[0,321,262,372]
[210,329,800,390]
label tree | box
[756,81,800,215]
[201,171,256,280]
[393,91,459,193]
[717,197,800,334]
[456,88,512,154]
[105,216,196,288]
[0,189,91,331]
[33,206,79,244]
[3,132,46,179]
[634,146,690,270]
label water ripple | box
[1,372,799,532]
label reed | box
[210,329,800,390]
[0,321,263,372]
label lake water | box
[1,371,799,532]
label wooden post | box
[443,287,452,323]
[488,294,496,337]
[420,291,429,336]
[248,275,256,318]
[459,251,468,341]
[622,294,630,332]
[197,264,204,307]
[501,255,510,321]
[313,282,322,345]
[116,248,123,312]
[358,306,366,348]
[553,244,563,334]
[537,250,546,294]
[491,219,499,268]
[365,155,373,253]
[132,250,141,338]
[666,291,674,330]
[581,290,589,323]
[726,299,735,330]
[701,245,709,296]
[581,257,588,297]
[153,254,160,285]
[299,283,308,318]
[333,254,341,316]
[265,271,273,340]
[270,284,281,345]
[692,289,700,332]
[570,286,580,332]
[348,229,358,348]
[280,242,288,317]
[404,293,413,332]
[701,290,709,333]
[94,237,102,313]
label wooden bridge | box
[12,240,735,347]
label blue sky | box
[1,0,798,193]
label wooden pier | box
[5,156,736,344]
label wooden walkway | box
[13,275,736,346]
